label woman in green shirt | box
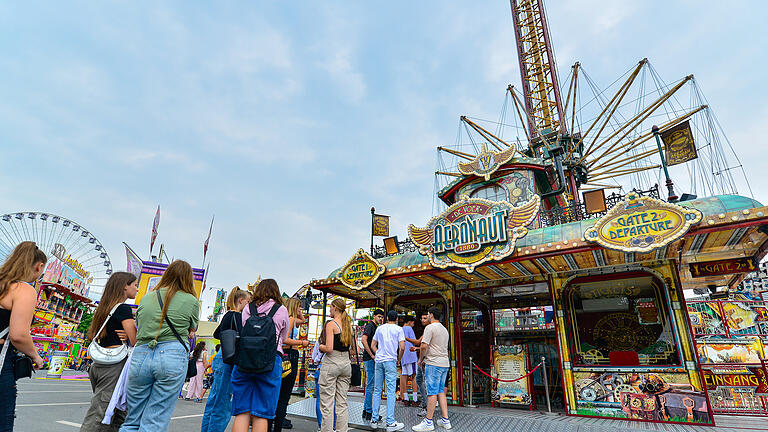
[119,260,200,432]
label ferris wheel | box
[0,212,113,298]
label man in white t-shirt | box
[412,307,451,431]
[370,310,405,431]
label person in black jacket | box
[200,287,250,432]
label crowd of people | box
[0,241,453,432]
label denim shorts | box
[424,364,449,396]
[231,354,282,419]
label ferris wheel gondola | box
[0,211,112,299]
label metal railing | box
[536,184,660,228]
[371,238,420,259]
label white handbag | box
[87,303,129,365]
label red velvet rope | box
[472,362,541,383]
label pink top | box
[241,299,290,355]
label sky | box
[1,1,767,317]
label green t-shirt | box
[135,288,200,347]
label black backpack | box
[235,302,281,374]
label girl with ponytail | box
[318,298,355,432]
[201,286,250,432]
[0,242,47,431]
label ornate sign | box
[337,249,386,290]
[409,196,539,272]
[457,143,517,180]
[584,192,702,253]
[492,345,531,405]
[661,120,697,166]
[702,369,768,394]
[689,257,757,278]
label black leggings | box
[271,349,299,432]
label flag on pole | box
[124,242,143,279]
[150,205,160,255]
[201,263,210,293]
[203,216,214,265]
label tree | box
[77,311,93,334]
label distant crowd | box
[0,241,452,432]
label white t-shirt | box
[422,322,450,367]
[373,323,405,363]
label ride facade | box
[308,0,768,426]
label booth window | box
[471,184,507,202]
[564,274,680,366]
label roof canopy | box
[310,195,768,303]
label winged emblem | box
[457,144,517,180]
[408,195,540,272]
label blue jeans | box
[371,361,397,425]
[363,359,376,414]
[200,354,233,432]
[415,363,426,409]
[0,350,17,432]
[314,366,336,428]
[120,341,188,432]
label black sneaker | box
[362,411,372,421]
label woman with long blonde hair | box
[0,242,47,431]
[271,298,311,432]
[201,286,250,432]
[120,260,200,432]
[80,271,138,431]
[318,298,354,432]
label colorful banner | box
[661,120,697,166]
[134,260,205,304]
[372,214,390,237]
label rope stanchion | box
[473,362,541,383]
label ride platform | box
[287,396,768,432]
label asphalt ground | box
[13,374,364,432]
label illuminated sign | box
[409,196,539,273]
[457,143,517,180]
[584,192,701,252]
[337,249,386,290]
[689,257,757,278]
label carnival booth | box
[309,169,768,427]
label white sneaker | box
[370,420,380,430]
[416,408,427,417]
[387,422,405,432]
[412,419,435,431]
[437,418,452,429]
